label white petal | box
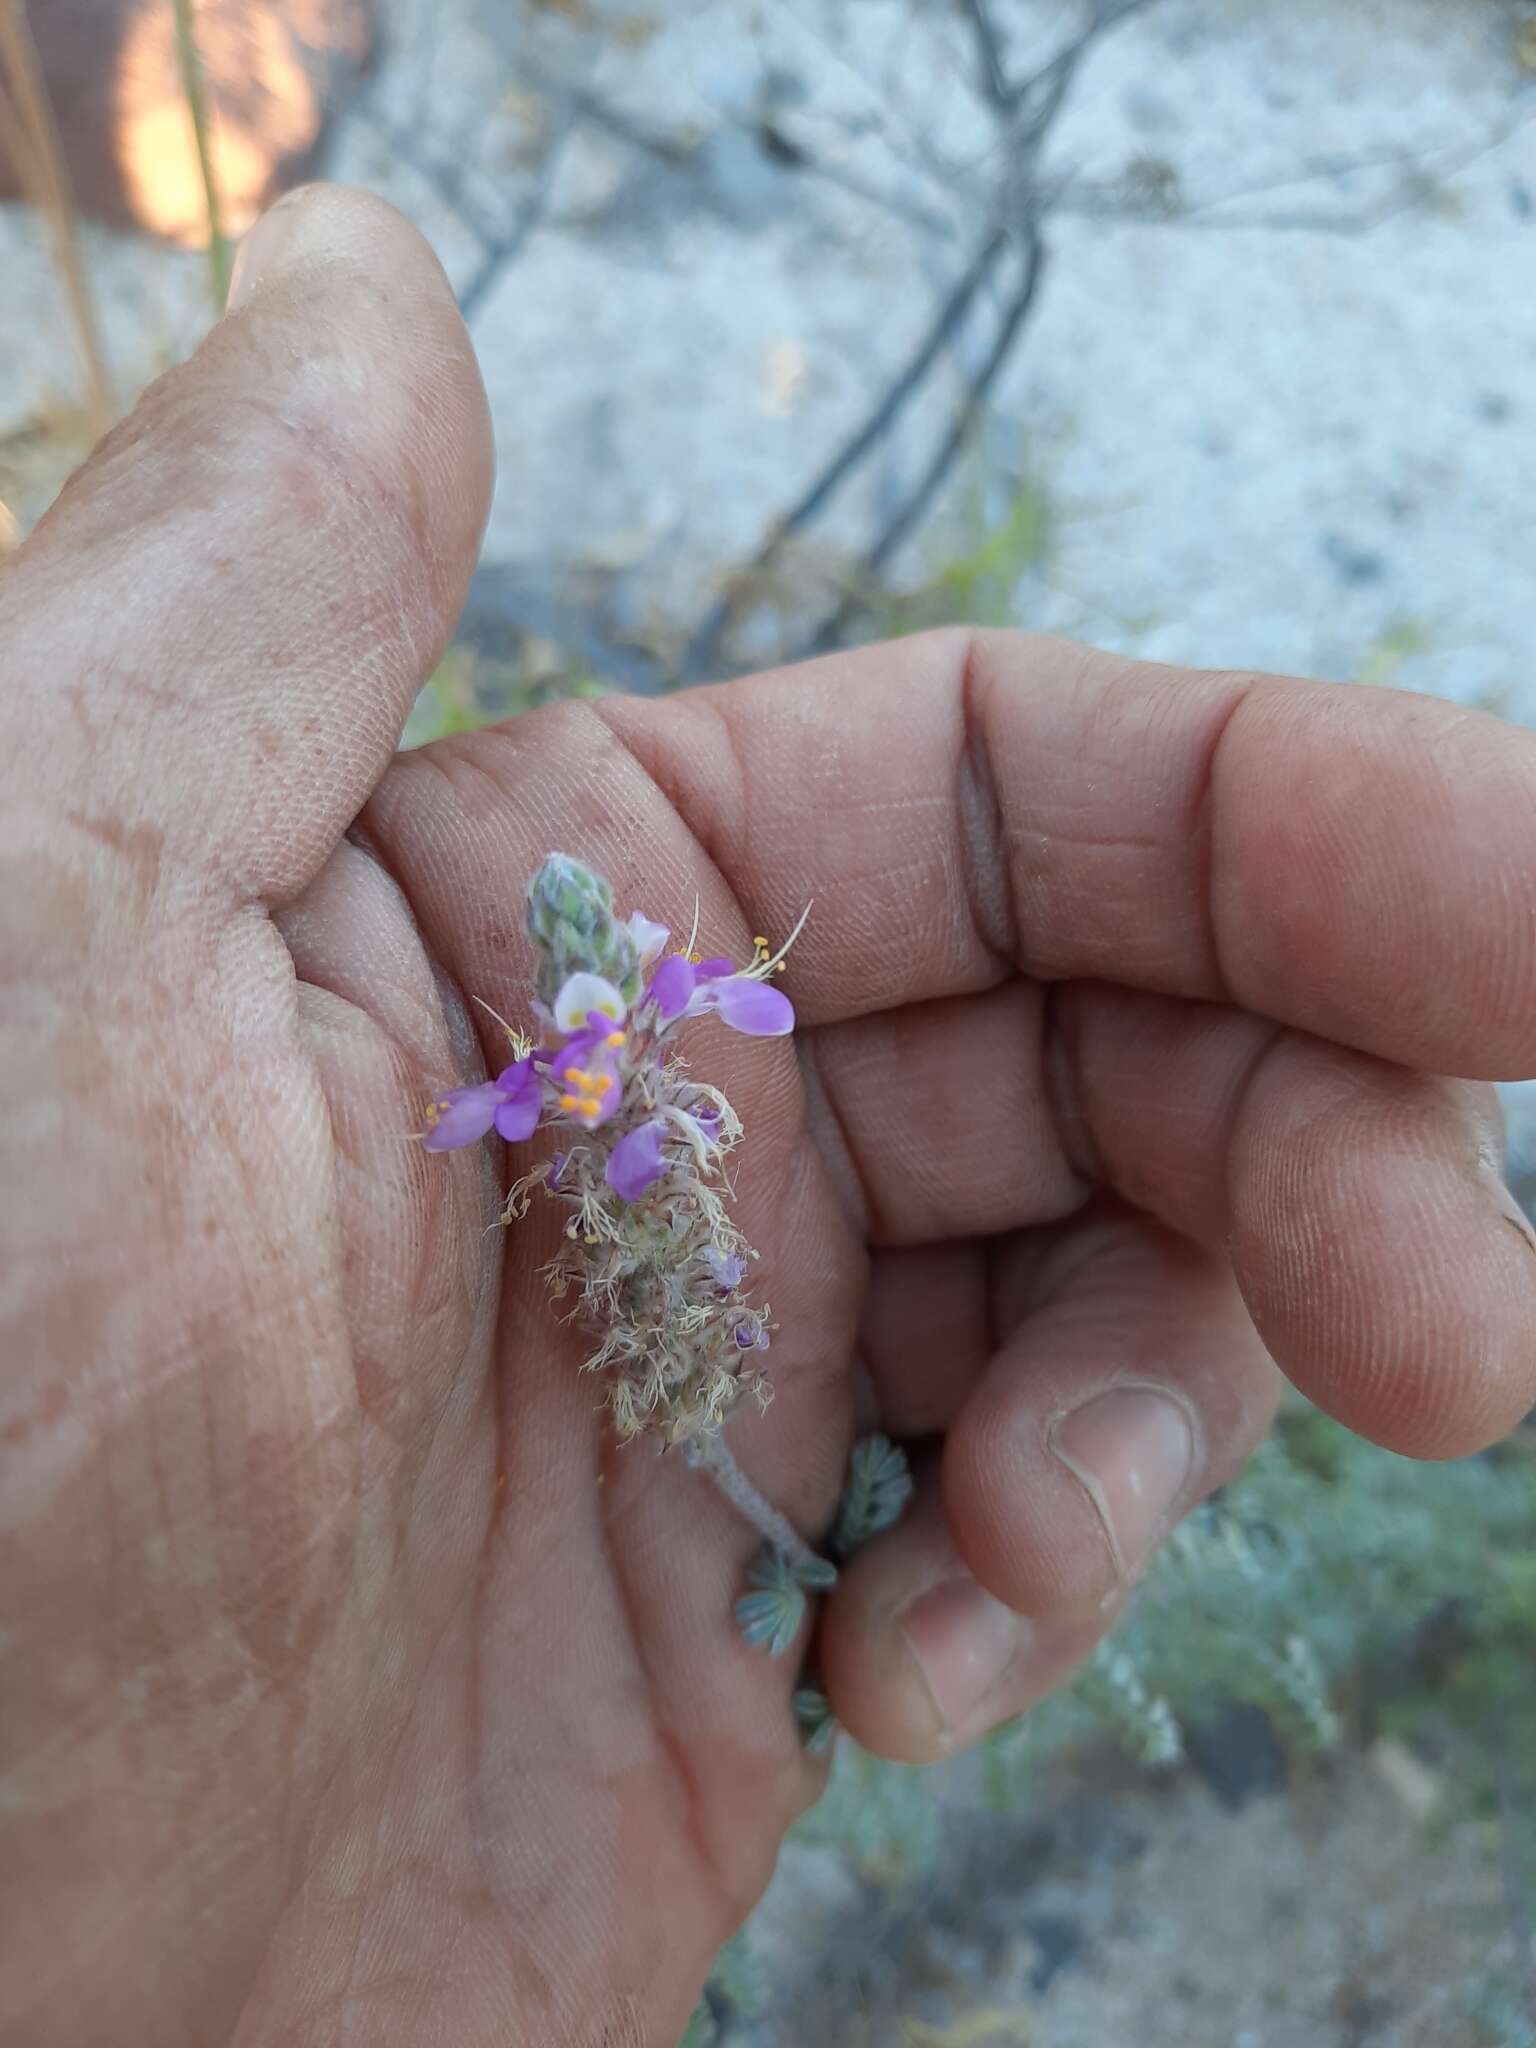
[625,912,670,968]
[553,972,628,1034]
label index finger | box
[598,629,1536,1079]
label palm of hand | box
[7,190,1536,2048]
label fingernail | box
[900,1575,1032,1743]
[1049,1385,1197,1582]
[227,187,324,311]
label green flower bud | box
[526,854,642,1007]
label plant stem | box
[686,1433,829,1576]
[170,0,231,309]
[0,0,113,439]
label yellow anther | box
[753,935,769,948]
[606,1030,626,1048]
[564,1067,591,1088]
[559,1093,581,1112]
[594,1074,614,1094]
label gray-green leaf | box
[833,1434,914,1557]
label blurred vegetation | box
[794,1405,1536,1873]
[1358,615,1433,688]
[689,1405,1536,2043]
[406,640,610,744]
[872,461,1053,638]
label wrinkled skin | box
[5,188,1536,2048]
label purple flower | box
[423,1058,542,1152]
[645,954,795,1038]
[709,974,794,1036]
[732,1314,770,1353]
[550,1025,627,1129]
[648,952,697,1021]
[607,1119,669,1201]
[704,1248,746,1292]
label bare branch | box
[806,223,1048,655]
[677,224,1011,681]
[960,0,1012,112]
[355,111,511,251]
[753,118,957,240]
[671,0,1151,682]
[459,563,670,696]
[1055,111,1533,236]
[1007,0,1158,111]
[458,108,579,322]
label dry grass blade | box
[0,0,113,441]
[170,0,231,308]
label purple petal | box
[586,1052,626,1126]
[551,1038,625,1128]
[550,1032,599,1081]
[489,1057,543,1141]
[711,975,795,1037]
[696,956,735,980]
[422,1083,502,1152]
[606,1120,668,1201]
[705,1248,746,1292]
[494,1092,541,1142]
[647,953,697,1020]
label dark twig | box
[807,223,1048,655]
[960,0,1012,111]
[1055,113,1533,236]
[353,92,578,324]
[458,109,578,322]
[867,229,1046,577]
[458,563,670,696]
[357,112,510,251]
[445,0,1142,689]
[755,118,956,240]
[1008,0,1158,111]
[675,0,1146,683]
[555,78,693,167]
[678,225,1010,680]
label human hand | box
[5,186,1535,2048]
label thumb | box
[0,184,493,908]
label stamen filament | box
[742,900,813,981]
